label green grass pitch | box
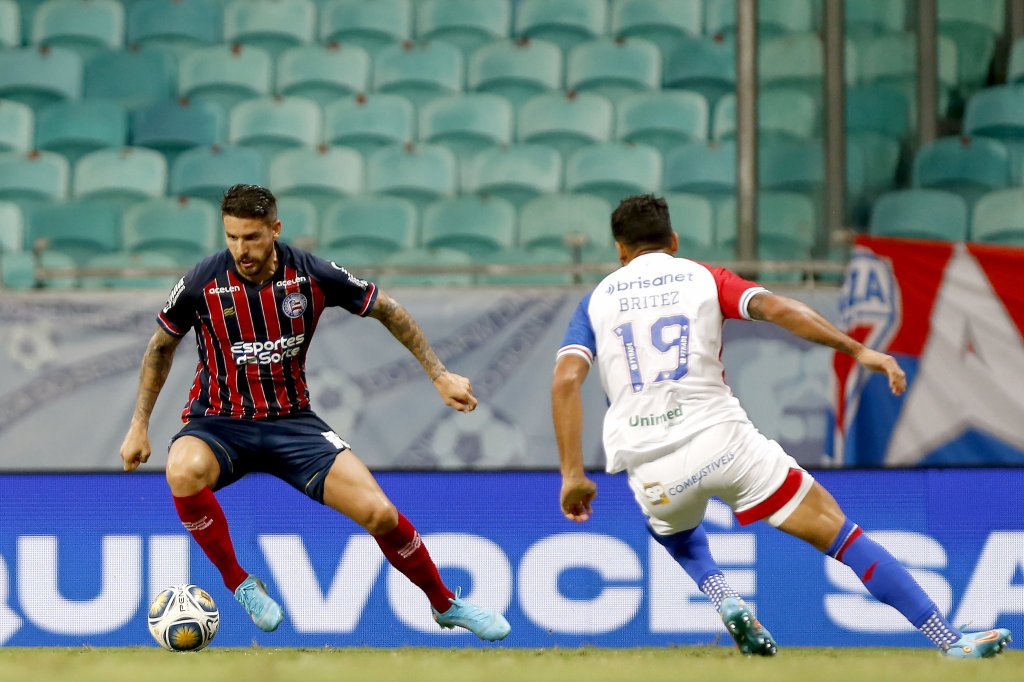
[0,647,1019,682]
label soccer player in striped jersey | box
[551,194,1010,658]
[119,184,510,641]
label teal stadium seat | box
[126,0,221,60]
[467,38,563,110]
[377,247,474,287]
[716,191,816,251]
[421,194,516,256]
[850,132,900,194]
[319,0,411,55]
[4,249,78,288]
[519,194,612,252]
[477,247,574,286]
[26,199,122,264]
[461,144,562,207]
[228,96,322,164]
[705,0,813,38]
[170,145,266,202]
[964,86,1024,183]
[514,0,606,53]
[1009,37,1024,83]
[758,140,867,213]
[0,150,69,206]
[131,98,227,165]
[610,0,701,62]
[565,142,661,207]
[0,46,82,111]
[0,201,25,254]
[275,43,370,108]
[663,193,714,249]
[73,147,167,204]
[845,0,905,37]
[269,145,363,215]
[758,33,857,96]
[938,0,1002,93]
[372,41,463,109]
[123,196,220,264]
[663,35,735,105]
[616,91,709,147]
[419,94,513,164]
[663,141,735,195]
[0,100,33,153]
[713,89,817,141]
[846,85,910,141]
[276,197,318,249]
[85,46,175,110]
[870,189,968,241]
[30,0,123,60]
[81,250,179,289]
[415,0,511,56]
[223,0,314,58]
[912,135,1011,201]
[566,37,661,104]
[320,196,417,255]
[971,189,1024,245]
[858,32,957,116]
[366,143,457,207]
[35,100,127,163]
[518,91,613,159]
[323,94,414,157]
[178,44,272,111]
[1,0,20,48]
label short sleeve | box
[705,265,769,320]
[556,292,596,364]
[157,271,197,338]
[311,256,378,316]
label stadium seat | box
[170,145,266,203]
[3,249,78,288]
[421,194,516,256]
[276,197,318,249]
[0,100,33,153]
[30,0,123,60]
[616,91,708,148]
[131,98,227,165]
[564,142,661,207]
[415,0,511,56]
[269,145,363,215]
[26,198,122,264]
[419,94,513,164]
[372,41,463,109]
[845,0,905,37]
[0,201,25,254]
[869,189,969,241]
[713,89,817,142]
[81,249,180,289]
[858,32,957,115]
[662,193,714,249]
[323,93,414,157]
[705,0,813,38]
[126,0,221,60]
[0,46,82,111]
[228,96,322,164]
[566,37,661,104]
[663,141,735,195]
[758,33,856,96]
[1,0,20,48]
[1009,38,1024,83]
[610,0,701,62]
[467,38,563,109]
[0,150,69,206]
[662,35,735,105]
[84,46,175,110]
[73,146,167,204]
[716,191,816,251]
[275,43,370,108]
[514,0,606,53]
[941,26,994,95]
[377,247,475,287]
[223,0,314,57]
[461,144,562,207]
[178,44,272,112]
[846,85,910,141]
[123,196,220,264]
[35,99,126,163]
[850,131,901,196]
[519,194,612,252]
[912,135,1011,201]
[518,91,613,159]
[365,143,457,207]
[476,246,574,285]
[319,0,411,55]
[759,140,824,193]
[971,188,1024,245]
[963,86,1024,140]
[320,196,417,255]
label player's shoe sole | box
[432,588,511,641]
[720,597,777,656]
[234,575,283,632]
[945,629,1012,658]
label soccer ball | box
[147,584,220,652]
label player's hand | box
[120,423,152,472]
[433,371,478,412]
[856,347,907,396]
[560,476,597,522]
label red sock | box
[373,513,455,612]
[173,488,249,593]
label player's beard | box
[236,246,274,281]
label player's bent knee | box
[166,437,220,496]
[363,502,399,536]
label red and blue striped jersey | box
[157,241,378,421]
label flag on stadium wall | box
[831,236,1024,466]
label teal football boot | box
[720,597,777,656]
[945,629,1012,658]
[234,575,283,632]
[432,588,511,641]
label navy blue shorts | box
[169,410,349,503]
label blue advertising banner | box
[0,470,1021,648]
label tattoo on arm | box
[132,329,180,425]
[369,292,446,381]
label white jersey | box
[557,252,769,473]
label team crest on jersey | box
[642,482,669,506]
[282,292,307,318]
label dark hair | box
[611,194,673,248]
[220,184,278,223]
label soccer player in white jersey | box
[551,194,1012,658]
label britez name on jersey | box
[230,334,305,365]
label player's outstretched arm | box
[120,326,182,472]
[368,291,477,412]
[551,355,598,522]
[747,292,907,396]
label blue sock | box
[649,524,739,610]
[828,518,960,649]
